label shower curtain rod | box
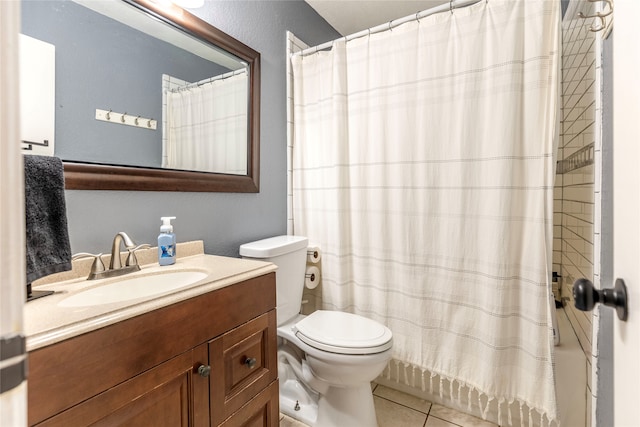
[295,0,483,57]
[170,68,247,93]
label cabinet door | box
[37,348,209,427]
[218,381,279,427]
[209,310,278,425]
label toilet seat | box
[293,310,393,355]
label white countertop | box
[25,243,276,351]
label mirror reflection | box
[21,0,250,176]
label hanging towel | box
[24,155,72,284]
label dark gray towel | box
[24,155,72,284]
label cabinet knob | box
[244,357,257,369]
[197,364,211,377]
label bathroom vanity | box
[24,243,279,426]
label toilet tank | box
[240,235,309,326]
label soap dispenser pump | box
[158,216,176,266]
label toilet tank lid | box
[239,235,308,258]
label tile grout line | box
[428,414,466,427]
[373,394,431,416]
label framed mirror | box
[21,0,260,192]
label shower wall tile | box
[553,173,563,279]
[557,0,600,365]
[553,185,562,199]
[586,355,593,394]
[563,297,592,354]
[586,388,593,427]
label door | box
[613,1,640,425]
[0,1,28,425]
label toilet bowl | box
[240,236,393,427]
[279,312,393,426]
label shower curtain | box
[165,72,247,174]
[291,0,559,425]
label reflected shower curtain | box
[165,72,247,174]
[291,1,559,425]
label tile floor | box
[280,384,498,427]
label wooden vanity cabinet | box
[28,272,279,427]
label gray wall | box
[56,1,339,256]
[561,0,569,17]
[22,0,230,168]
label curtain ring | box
[121,112,127,123]
[600,0,613,17]
[135,115,140,125]
[388,20,393,31]
[416,12,420,23]
[147,119,152,128]
[450,0,454,14]
[105,109,111,120]
[589,14,607,32]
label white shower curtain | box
[165,72,247,174]
[291,0,559,425]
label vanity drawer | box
[209,310,277,425]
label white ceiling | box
[304,0,450,36]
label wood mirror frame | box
[63,0,260,192]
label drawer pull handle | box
[197,364,211,377]
[244,357,257,369]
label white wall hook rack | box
[95,108,157,130]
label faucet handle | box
[72,252,106,279]
[117,231,136,248]
[125,244,151,267]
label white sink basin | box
[58,270,208,307]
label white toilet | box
[240,235,393,427]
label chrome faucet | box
[73,232,150,280]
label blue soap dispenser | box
[158,216,176,266]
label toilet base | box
[280,377,378,427]
[276,316,388,427]
[280,376,319,426]
[316,384,378,427]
